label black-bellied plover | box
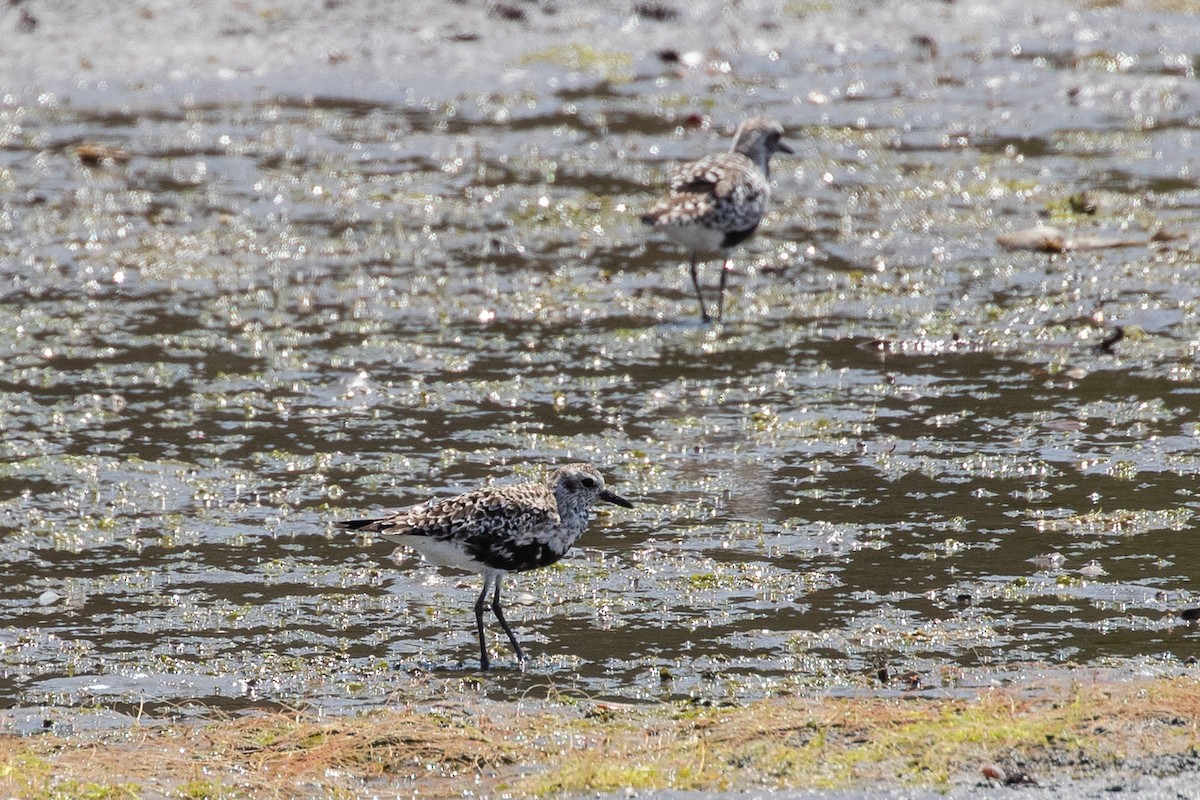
[641,116,793,322]
[336,463,634,670]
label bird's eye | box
[581,477,597,489]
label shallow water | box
[2,0,1200,732]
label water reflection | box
[2,0,1200,733]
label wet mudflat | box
[1,0,1200,737]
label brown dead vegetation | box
[2,675,1199,798]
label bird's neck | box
[555,497,592,532]
[732,142,771,178]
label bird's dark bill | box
[778,140,795,154]
[599,489,634,508]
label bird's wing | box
[372,486,559,546]
[667,153,755,199]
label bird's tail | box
[335,518,387,532]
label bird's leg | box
[490,576,527,668]
[474,579,492,670]
[688,255,711,323]
[716,257,732,322]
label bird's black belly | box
[470,539,565,572]
[722,225,759,249]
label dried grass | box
[2,676,1199,798]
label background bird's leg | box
[474,578,492,670]
[688,255,711,322]
[490,576,526,667]
[716,257,733,321]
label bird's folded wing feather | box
[373,489,559,545]
[668,153,753,199]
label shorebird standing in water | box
[641,116,793,322]
[336,463,634,670]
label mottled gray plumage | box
[642,116,793,322]
[337,463,634,670]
